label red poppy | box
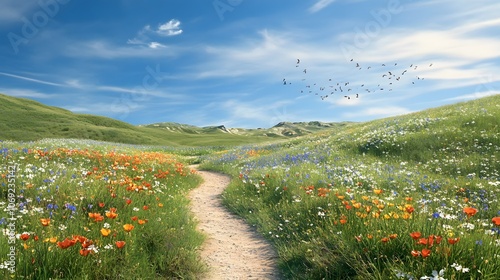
[79,249,92,256]
[448,237,460,245]
[115,241,126,249]
[98,202,105,208]
[421,248,431,258]
[142,205,149,210]
[492,217,500,226]
[417,238,428,246]
[463,207,478,217]
[57,238,76,249]
[405,205,415,214]
[410,232,422,240]
[126,199,132,205]
[81,239,93,249]
[131,216,138,221]
[411,250,421,257]
[20,233,30,241]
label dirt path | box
[188,167,282,280]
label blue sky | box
[1,0,499,128]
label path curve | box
[188,167,282,280]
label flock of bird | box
[283,58,433,101]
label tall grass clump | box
[201,95,500,279]
[0,139,206,279]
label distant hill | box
[0,93,339,146]
[141,121,350,138]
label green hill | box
[0,93,338,146]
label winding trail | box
[188,167,282,280]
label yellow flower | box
[123,224,134,232]
[100,228,111,237]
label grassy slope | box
[0,93,286,147]
[200,94,500,279]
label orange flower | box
[448,237,460,245]
[100,228,111,237]
[138,219,147,225]
[123,224,134,232]
[389,234,398,239]
[40,218,51,226]
[126,199,132,205]
[81,239,93,249]
[20,233,30,241]
[492,217,500,226]
[98,202,105,208]
[421,248,431,258]
[72,235,87,243]
[410,232,422,240]
[105,211,118,219]
[417,238,428,246]
[115,241,126,249]
[381,237,389,243]
[411,250,421,257]
[463,207,478,217]
[88,212,104,222]
[158,203,164,207]
[57,238,76,249]
[142,205,149,210]
[404,205,415,214]
[373,189,383,195]
[79,249,92,256]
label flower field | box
[1,140,205,279]
[201,95,500,279]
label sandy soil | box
[188,167,282,280]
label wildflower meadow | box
[201,95,500,279]
[1,94,499,279]
[1,140,205,279]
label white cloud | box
[148,42,166,49]
[309,0,337,13]
[442,92,499,102]
[156,19,183,36]
[342,106,413,119]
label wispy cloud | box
[342,106,413,119]
[66,40,178,58]
[127,19,183,49]
[442,92,499,102]
[309,0,337,13]
[0,72,65,87]
[0,88,53,99]
[0,1,38,25]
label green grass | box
[2,93,499,279]
[200,94,500,279]
[0,142,209,279]
[0,93,336,147]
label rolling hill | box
[0,93,340,146]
